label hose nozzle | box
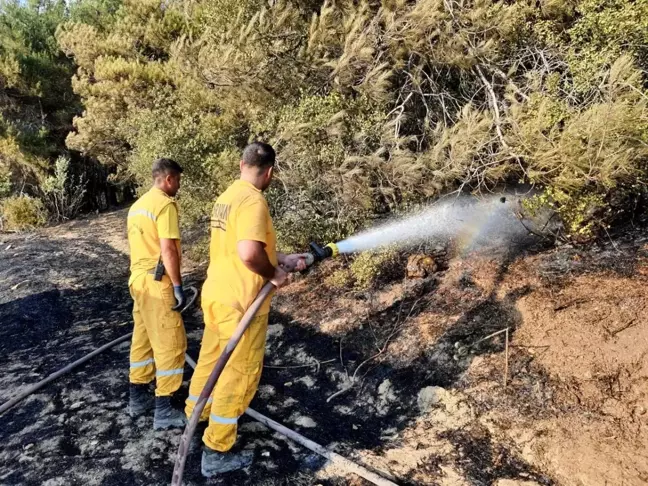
[306,242,339,266]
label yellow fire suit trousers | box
[185,301,268,452]
[129,273,187,397]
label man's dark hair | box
[152,158,183,179]
[242,142,275,170]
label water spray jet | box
[303,196,516,265]
[174,194,524,484]
[332,195,521,256]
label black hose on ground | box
[171,281,275,485]
[0,332,133,415]
[0,286,198,416]
[181,354,399,486]
[0,284,398,485]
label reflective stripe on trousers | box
[185,303,268,452]
[187,394,213,405]
[210,414,239,425]
[130,358,155,368]
[129,273,187,396]
[156,368,184,377]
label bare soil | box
[1,209,647,485]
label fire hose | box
[0,242,398,485]
[173,242,398,486]
[0,286,199,416]
[182,353,399,486]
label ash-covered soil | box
[1,209,647,486]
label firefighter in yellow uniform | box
[127,158,188,430]
[185,142,308,476]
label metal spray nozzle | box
[306,242,339,266]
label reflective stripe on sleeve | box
[128,209,157,221]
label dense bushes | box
[0,0,119,226]
[2,0,647,244]
[53,0,648,246]
[0,195,46,231]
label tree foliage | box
[4,0,648,242]
[0,0,121,225]
[0,0,74,190]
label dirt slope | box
[0,209,647,485]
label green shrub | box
[0,195,47,232]
[324,268,354,290]
[0,168,11,199]
[350,249,401,291]
[40,156,86,221]
[564,0,648,93]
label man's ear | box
[240,160,245,172]
[267,166,274,180]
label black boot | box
[201,447,254,477]
[128,384,153,418]
[153,396,187,430]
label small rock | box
[257,385,276,399]
[261,451,270,457]
[267,324,284,338]
[5,244,12,250]
[284,381,293,387]
[333,405,352,415]
[636,406,646,416]
[407,255,438,279]
[417,386,445,412]
[294,416,317,428]
[283,397,298,407]
[296,375,316,388]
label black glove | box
[172,285,186,311]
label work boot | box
[153,396,187,430]
[128,384,153,418]
[201,447,254,477]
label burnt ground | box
[1,209,648,486]
[0,211,337,486]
